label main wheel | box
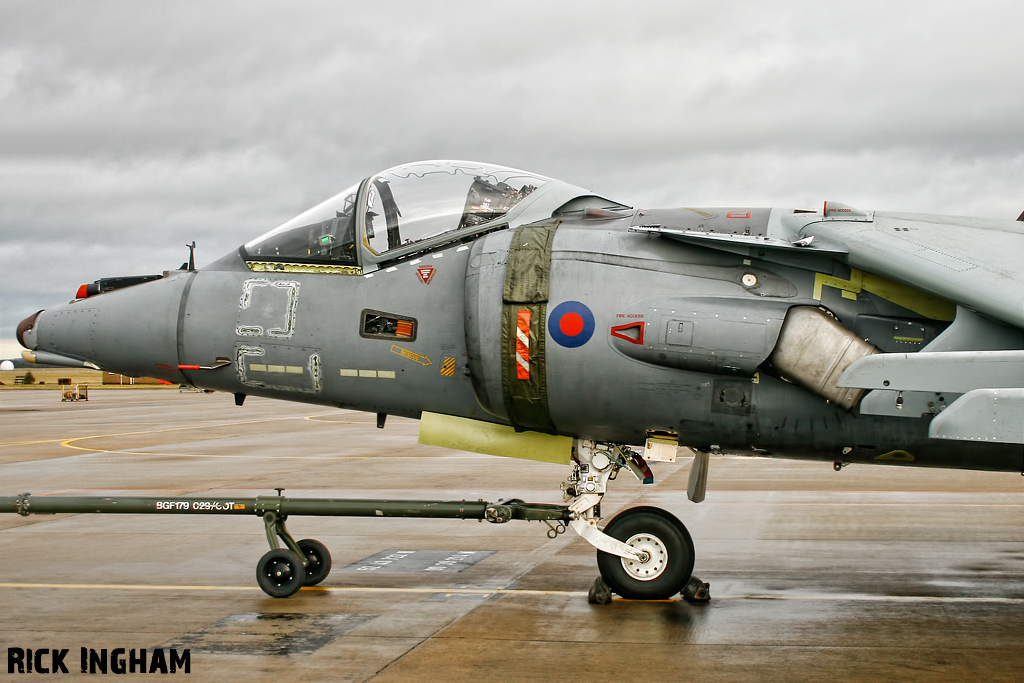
[595,507,695,600]
[256,548,305,598]
[296,539,332,586]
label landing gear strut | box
[564,440,706,602]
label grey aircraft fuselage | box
[17,160,1024,474]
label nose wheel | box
[595,507,695,600]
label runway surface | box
[2,389,1022,681]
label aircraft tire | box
[297,539,332,586]
[596,507,694,600]
[256,548,305,598]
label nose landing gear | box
[564,440,707,602]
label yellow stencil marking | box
[440,357,456,377]
[682,208,717,218]
[875,449,915,462]
[390,345,432,366]
[340,369,396,378]
[245,261,362,275]
[813,269,955,321]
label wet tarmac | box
[1,389,1023,681]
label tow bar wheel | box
[596,507,695,600]
[256,548,306,598]
[297,538,332,586]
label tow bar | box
[1,492,570,597]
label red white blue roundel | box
[548,301,595,348]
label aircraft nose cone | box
[16,310,42,350]
[23,273,193,382]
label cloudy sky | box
[2,0,1023,350]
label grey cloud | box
[2,1,1023,339]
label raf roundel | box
[548,301,596,348]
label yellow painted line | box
[0,582,580,596]
[697,501,1024,507]
[0,583,261,592]
[1,416,333,450]
[1,583,1021,604]
[306,586,577,596]
[717,593,1024,604]
[53,451,373,460]
[56,414,337,454]
[0,438,68,447]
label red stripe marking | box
[516,309,530,380]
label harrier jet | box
[15,160,1024,599]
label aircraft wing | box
[802,212,1024,444]
[803,211,1024,329]
[837,351,1024,444]
[633,204,1024,329]
[633,203,1024,445]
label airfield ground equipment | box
[1,488,702,601]
[1,492,574,598]
[60,384,88,401]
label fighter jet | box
[15,160,1024,600]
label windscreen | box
[241,161,551,265]
[243,182,360,264]
[364,161,549,255]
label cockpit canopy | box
[243,161,552,267]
